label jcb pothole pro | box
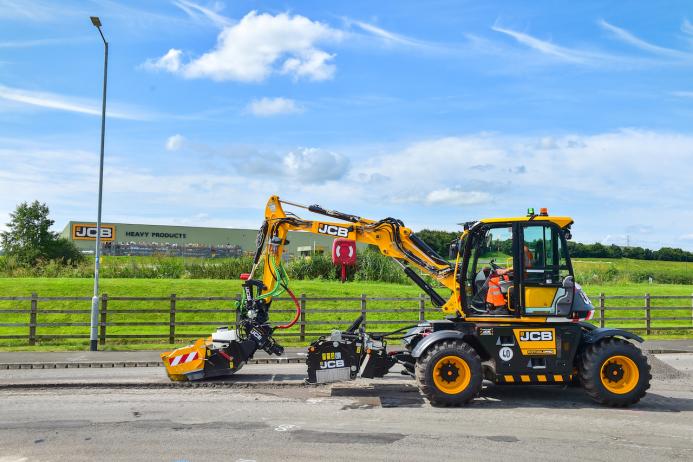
[162,197,650,407]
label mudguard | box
[410,330,467,358]
[582,327,644,344]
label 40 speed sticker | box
[499,347,514,362]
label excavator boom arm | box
[251,196,461,315]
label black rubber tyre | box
[579,338,651,407]
[415,340,482,406]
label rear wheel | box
[415,340,482,406]
[579,338,651,406]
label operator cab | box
[457,208,579,318]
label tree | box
[416,229,459,257]
[0,201,83,265]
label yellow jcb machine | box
[162,196,651,407]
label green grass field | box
[572,257,693,284]
[0,277,691,350]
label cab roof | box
[480,216,574,228]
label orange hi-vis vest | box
[486,273,509,307]
[524,246,533,268]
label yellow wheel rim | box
[600,355,639,394]
[433,355,471,394]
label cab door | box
[462,223,521,315]
[518,223,572,316]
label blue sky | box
[1,0,693,250]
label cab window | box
[522,224,569,284]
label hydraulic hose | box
[275,284,301,329]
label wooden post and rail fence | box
[0,293,692,346]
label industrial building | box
[60,221,364,257]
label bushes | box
[286,254,338,280]
[0,255,88,278]
[1,252,692,285]
[283,248,412,284]
[0,251,415,283]
[354,248,410,284]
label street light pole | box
[90,16,107,352]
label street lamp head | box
[90,16,102,27]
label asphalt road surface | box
[0,358,691,462]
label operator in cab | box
[485,245,533,315]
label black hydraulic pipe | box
[308,204,360,223]
[403,267,446,307]
[409,234,451,267]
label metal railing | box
[0,293,692,346]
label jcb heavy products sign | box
[513,328,556,356]
[72,224,116,241]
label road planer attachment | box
[162,270,293,381]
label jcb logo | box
[519,331,553,342]
[250,329,264,341]
[72,224,115,241]
[317,223,349,238]
[513,328,556,356]
[320,359,345,369]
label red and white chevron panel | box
[168,351,198,366]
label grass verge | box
[0,278,691,350]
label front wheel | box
[415,340,482,406]
[579,338,651,406]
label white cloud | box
[348,19,450,53]
[0,84,149,120]
[175,140,348,184]
[425,188,492,206]
[172,0,231,28]
[0,36,87,48]
[0,0,72,21]
[280,49,336,81]
[490,21,693,68]
[246,97,303,117]
[348,130,693,237]
[145,11,342,82]
[3,130,693,249]
[598,19,689,58]
[491,24,596,64]
[165,134,185,151]
[142,48,183,73]
[282,148,349,182]
[683,19,693,36]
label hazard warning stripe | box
[497,373,572,383]
[169,351,198,366]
